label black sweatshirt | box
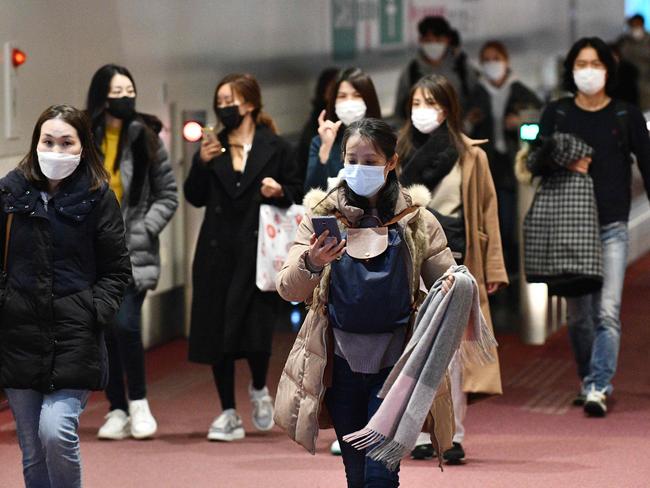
[539,98,650,225]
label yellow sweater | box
[101,125,123,203]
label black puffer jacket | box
[0,169,131,392]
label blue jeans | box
[105,285,147,411]
[325,355,399,488]
[5,388,90,488]
[566,221,629,395]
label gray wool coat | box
[95,119,178,291]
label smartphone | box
[311,216,342,244]
[202,124,217,143]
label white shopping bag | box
[255,203,306,291]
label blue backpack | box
[327,207,417,334]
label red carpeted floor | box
[2,254,650,487]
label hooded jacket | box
[0,169,131,392]
[274,184,457,456]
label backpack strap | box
[553,97,573,132]
[3,213,13,273]
[408,59,422,88]
[383,206,419,227]
[613,100,631,162]
[333,205,419,229]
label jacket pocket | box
[51,290,101,388]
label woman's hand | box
[317,110,343,164]
[260,177,284,198]
[199,137,224,164]
[486,282,500,295]
[442,275,455,294]
[307,231,346,268]
[568,156,591,174]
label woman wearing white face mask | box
[276,118,458,486]
[0,105,131,488]
[304,67,382,192]
[535,37,650,417]
[399,74,508,463]
[465,41,541,278]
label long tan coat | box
[274,185,457,456]
[458,135,509,395]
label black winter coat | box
[184,125,302,364]
[0,169,132,392]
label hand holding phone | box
[199,125,224,163]
[308,215,346,268]
[312,216,342,244]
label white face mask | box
[631,27,645,40]
[411,107,442,134]
[573,68,607,96]
[335,99,367,126]
[420,42,447,61]
[482,61,507,82]
[340,163,386,197]
[37,151,81,181]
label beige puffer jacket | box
[274,184,457,456]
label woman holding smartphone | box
[399,74,507,463]
[184,73,302,441]
[86,64,178,441]
[0,104,131,488]
[275,118,457,487]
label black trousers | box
[211,352,270,410]
[105,286,148,412]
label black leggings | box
[211,352,270,410]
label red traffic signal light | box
[11,48,26,68]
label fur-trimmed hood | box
[302,184,432,225]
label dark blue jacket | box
[0,168,131,392]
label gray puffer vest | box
[95,118,178,291]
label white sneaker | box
[584,385,607,417]
[330,440,342,455]
[207,409,246,441]
[248,384,275,431]
[129,399,158,439]
[97,409,130,440]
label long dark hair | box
[214,73,278,134]
[326,68,382,123]
[396,74,466,161]
[18,104,109,191]
[562,37,617,95]
[86,64,137,124]
[340,118,400,222]
[312,67,340,114]
[86,64,162,205]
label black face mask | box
[216,105,244,131]
[107,96,136,120]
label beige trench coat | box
[458,135,509,396]
[274,185,457,456]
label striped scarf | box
[343,266,497,471]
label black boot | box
[411,443,436,460]
[443,442,465,463]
